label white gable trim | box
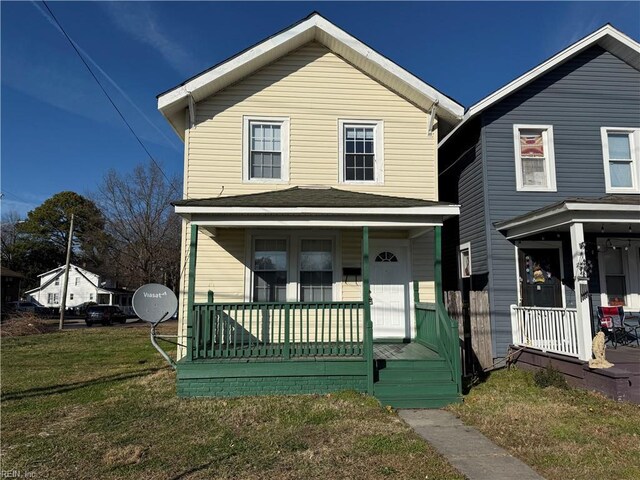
[440,25,640,148]
[158,13,463,136]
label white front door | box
[370,242,410,339]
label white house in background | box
[25,264,134,313]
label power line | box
[40,1,185,198]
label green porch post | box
[186,223,198,361]
[362,226,374,395]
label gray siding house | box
[439,25,640,367]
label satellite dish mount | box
[132,284,180,369]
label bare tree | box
[97,162,181,290]
[1,210,22,266]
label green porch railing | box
[190,301,365,360]
[415,302,462,394]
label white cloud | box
[103,2,198,75]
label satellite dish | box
[132,283,177,323]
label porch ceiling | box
[495,195,640,239]
[173,187,460,228]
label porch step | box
[375,394,461,409]
[374,382,458,397]
[377,368,453,382]
[373,357,460,409]
[375,358,449,370]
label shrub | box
[534,363,569,390]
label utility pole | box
[59,213,74,330]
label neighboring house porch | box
[496,195,640,402]
[173,188,463,407]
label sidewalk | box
[399,409,545,480]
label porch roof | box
[495,195,640,239]
[173,187,459,228]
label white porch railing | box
[510,305,580,358]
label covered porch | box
[173,187,462,407]
[497,195,640,402]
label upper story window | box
[339,120,384,184]
[54,278,60,286]
[600,127,640,193]
[513,125,556,192]
[242,116,289,183]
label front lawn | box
[448,368,640,480]
[1,324,463,479]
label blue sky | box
[2,1,639,216]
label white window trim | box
[338,119,384,185]
[600,127,640,194]
[243,230,341,303]
[459,242,472,278]
[242,115,290,184]
[597,238,639,310]
[513,124,557,192]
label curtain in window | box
[519,130,547,187]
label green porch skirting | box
[176,359,368,397]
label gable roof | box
[157,12,464,138]
[440,24,640,148]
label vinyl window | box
[253,239,288,302]
[339,120,384,184]
[48,293,59,304]
[601,128,640,193]
[299,239,333,301]
[243,116,289,183]
[513,125,556,191]
[459,243,471,278]
[603,247,628,306]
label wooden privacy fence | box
[444,290,493,371]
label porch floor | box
[373,342,441,361]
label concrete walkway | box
[399,409,545,480]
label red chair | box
[597,306,637,348]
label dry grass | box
[448,368,640,480]
[1,324,463,479]
[0,313,56,337]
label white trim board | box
[157,13,464,138]
[175,205,460,216]
[496,202,640,239]
[440,24,640,149]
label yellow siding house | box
[158,13,465,407]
